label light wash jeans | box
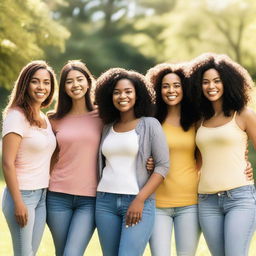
[199,185,256,256]
[95,192,155,256]
[149,204,200,256]
[46,191,96,256]
[2,187,47,256]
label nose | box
[120,92,127,98]
[37,82,43,90]
[209,81,215,88]
[168,86,175,93]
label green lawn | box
[1,181,256,255]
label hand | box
[244,161,254,181]
[125,197,144,228]
[146,157,154,173]
[14,201,28,227]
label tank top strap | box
[232,111,237,121]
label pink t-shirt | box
[49,111,103,196]
[2,108,56,190]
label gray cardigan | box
[98,117,170,198]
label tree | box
[0,0,70,88]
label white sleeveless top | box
[97,126,139,194]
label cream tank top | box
[196,112,254,194]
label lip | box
[119,101,129,105]
[167,95,177,100]
[71,89,82,95]
[208,91,218,95]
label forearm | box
[3,163,23,204]
[135,173,164,202]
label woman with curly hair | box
[146,63,201,256]
[190,53,256,256]
[95,68,169,256]
[46,60,102,256]
[2,60,56,256]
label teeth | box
[168,96,176,100]
[119,102,128,105]
[36,93,45,97]
[208,91,218,95]
[72,89,82,95]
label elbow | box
[2,159,15,173]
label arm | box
[2,133,28,227]
[125,173,163,227]
[126,118,169,227]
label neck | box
[119,110,136,123]
[31,103,41,118]
[69,98,88,115]
[167,104,181,117]
[212,100,223,116]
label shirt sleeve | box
[2,109,28,138]
[149,118,170,178]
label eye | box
[215,79,221,83]
[113,91,119,95]
[162,84,169,89]
[174,84,181,88]
[31,79,38,84]
[66,80,72,84]
[78,78,84,82]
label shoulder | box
[238,107,256,123]
[140,117,161,127]
[4,107,26,122]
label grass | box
[1,180,256,255]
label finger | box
[126,212,132,227]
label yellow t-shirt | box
[155,123,199,208]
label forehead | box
[32,69,50,79]
[203,68,220,78]
[114,79,134,89]
[67,69,85,79]
[162,73,181,83]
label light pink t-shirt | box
[49,111,103,196]
[2,108,56,190]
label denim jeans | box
[149,204,200,256]
[2,187,47,256]
[198,185,256,256]
[95,192,155,256]
[46,191,96,256]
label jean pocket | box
[198,194,209,202]
[21,190,34,197]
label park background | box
[0,0,256,255]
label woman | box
[46,60,102,256]
[147,63,201,256]
[95,68,169,256]
[2,60,56,256]
[190,53,256,256]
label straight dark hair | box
[49,60,94,120]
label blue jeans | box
[149,204,200,256]
[2,187,47,256]
[46,191,96,256]
[95,192,155,256]
[199,185,256,256]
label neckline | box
[111,125,136,134]
[163,122,182,128]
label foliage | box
[0,0,70,89]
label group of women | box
[2,53,256,256]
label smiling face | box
[161,73,183,107]
[202,68,224,102]
[65,70,89,100]
[28,68,51,106]
[112,79,136,114]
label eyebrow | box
[31,77,50,81]
[66,75,84,80]
[203,77,220,80]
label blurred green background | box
[1,0,256,255]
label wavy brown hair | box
[49,60,95,120]
[3,60,56,127]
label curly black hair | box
[188,53,253,120]
[95,68,154,124]
[49,60,95,120]
[146,63,200,131]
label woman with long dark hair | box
[46,60,102,256]
[190,53,256,256]
[2,60,56,256]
